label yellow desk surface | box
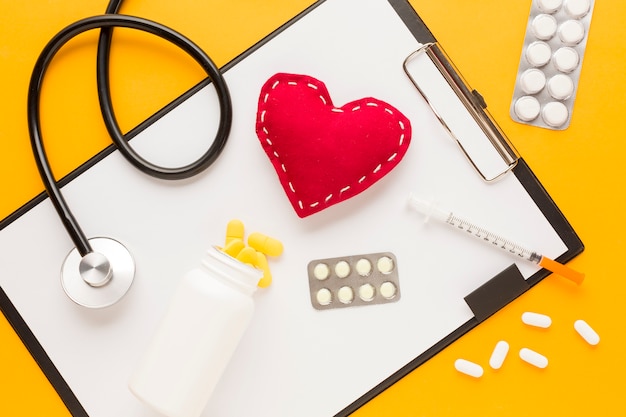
[1,0,623,415]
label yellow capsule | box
[222,238,245,258]
[248,232,284,257]
[255,252,272,288]
[225,219,245,245]
[235,247,258,266]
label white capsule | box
[537,0,563,13]
[559,19,585,45]
[454,359,483,378]
[542,101,569,127]
[519,348,549,368]
[334,261,351,278]
[564,0,591,19]
[316,288,332,306]
[526,41,552,67]
[355,258,372,277]
[547,74,575,100]
[520,69,546,94]
[379,281,397,300]
[358,283,376,302]
[313,263,330,281]
[337,286,354,304]
[522,312,552,328]
[489,341,510,370]
[574,319,600,346]
[514,96,541,121]
[553,47,580,73]
[376,256,395,274]
[531,14,558,40]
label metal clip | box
[403,43,518,182]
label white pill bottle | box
[129,245,263,417]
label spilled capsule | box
[236,247,258,266]
[225,219,245,245]
[574,319,600,346]
[454,359,483,378]
[519,348,548,369]
[222,239,245,258]
[489,341,510,370]
[255,252,272,288]
[522,312,552,328]
[248,232,284,257]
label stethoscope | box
[27,0,232,308]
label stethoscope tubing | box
[27,14,232,257]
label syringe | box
[408,195,584,284]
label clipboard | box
[0,0,583,416]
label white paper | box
[0,0,568,416]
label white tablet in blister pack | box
[307,252,401,310]
[510,0,595,129]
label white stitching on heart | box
[259,77,407,213]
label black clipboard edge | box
[336,158,584,417]
[0,2,331,415]
[338,317,478,416]
[335,0,585,413]
[387,0,436,44]
[0,287,89,417]
[514,158,585,276]
[0,0,584,416]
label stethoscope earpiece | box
[61,238,135,309]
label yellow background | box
[0,0,622,415]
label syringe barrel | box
[408,194,584,284]
[408,195,538,263]
[445,213,538,262]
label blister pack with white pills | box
[510,0,595,129]
[307,252,400,310]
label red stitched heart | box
[255,73,412,218]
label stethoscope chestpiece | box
[61,237,135,308]
[29,14,231,308]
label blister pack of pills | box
[307,252,400,310]
[510,0,595,130]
